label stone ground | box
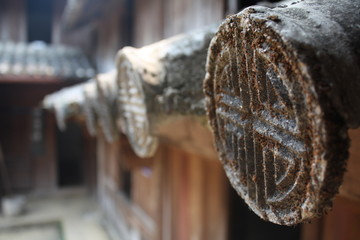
[0,188,112,240]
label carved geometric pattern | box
[213,45,310,221]
[203,14,331,225]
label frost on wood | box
[204,0,360,225]
[116,26,217,158]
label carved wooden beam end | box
[43,72,119,142]
[204,0,360,225]
[43,82,89,131]
[116,26,217,158]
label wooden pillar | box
[164,145,228,240]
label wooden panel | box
[82,124,97,193]
[133,0,164,46]
[0,83,81,108]
[0,107,32,191]
[322,196,360,240]
[97,133,162,240]
[340,129,360,201]
[163,0,224,37]
[134,0,225,46]
[300,219,323,240]
[97,136,229,240]
[52,0,66,45]
[203,160,228,240]
[107,139,120,185]
[165,145,228,240]
[158,118,218,160]
[0,82,81,193]
[32,111,57,193]
[0,0,26,42]
[94,1,122,73]
[132,162,160,221]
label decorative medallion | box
[204,8,348,225]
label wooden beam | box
[43,81,91,131]
[116,26,217,157]
[204,0,360,225]
[43,71,118,142]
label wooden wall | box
[133,0,224,46]
[0,0,27,42]
[0,84,61,193]
[95,1,229,240]
[300,129,360,240]
[97,133,229,240]
[0,82,97,195]
[93,0,360,240]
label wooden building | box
[2,0,360,240]
[0,0,96,194]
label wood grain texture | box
[32,111,57,193]
[340,129,360,202]
[0,83,78,193]
[97,133,161,240]
[322,196,360,240]
[165,145,228,240]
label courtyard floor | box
[0,188,112,240]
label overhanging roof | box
[0,42,95,83]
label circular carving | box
[117,49,158,158]
[204,10,348,225]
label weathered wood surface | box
[204,0,360,225]
[116,26,217,157]
[43,80,92,131]
[43,71,118,141]
[95,71,118,142]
